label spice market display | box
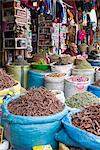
[0,0,100,149]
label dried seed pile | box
[72,103,100,136]
[47,73,65,78]
[8,88,64,116]
[0,69,17,91]
[65,92,99,108]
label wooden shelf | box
[38,45,51,47]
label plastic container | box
[51,90,65,103]
[6,64,30,89]
[64,76,90,98]
[28,70,49,88]
[72,68,95,83]
[88,85,100,98]
[95,68,100,81]
[51,64,73,76]
[88,59,100,66]
[2,97,68,150]
[45,74,66,91]
[31,63,50,71]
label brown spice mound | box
[8,88,64,116]
[72,103,100,136]
[0,69,17,91]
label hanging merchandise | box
[62,6,67,24]
[89,26,94,45]
[51,23,67,53]
[52,23,59,48]
[83,11,87,26]
[58,0,67,24]
[56,1,63,22]
[92,0,96,8]
[20,0,41,10]
[39,0,52,15]
[78,10,83,24]
[67,9,74,21]
[79,29,86,42]
[84,0,91,2]
[52,0,56,20]
[46,0,52,15]
[89,8,97,31]
[76,1,84,11]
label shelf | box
[3,6,26,11]
[15,21,26,25]
[4,47,26,50]
[4,47,15,49]
[4,30,14,32]
[38,20,52,23]
[3,7,13,10]
[15,7,26,11]
[38,45,52,46]
[4,38,27,40]
[15,15,27,19]
[39,33,51,35]
[39,39,50,40]
[4,38,15,40]
[39,26,51,28]
[15,47,27,50]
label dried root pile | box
[72,103,100,136]
[0,69,17,91]
[8,88,64,116]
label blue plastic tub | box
[28,70,48,88]
[88,85,100,98]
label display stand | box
[2,0,32,62]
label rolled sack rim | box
[64,76,90,85]
[2,95,68,124]
[88,85,100,90]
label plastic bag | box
[56,110,100,150]
[2,96,68,150]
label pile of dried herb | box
[65,92,99,108]
[75,59,93,69]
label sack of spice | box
[74,59,93,69]
[2,88,68,150]
[56,103,100,150]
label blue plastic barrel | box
[28,70,48,88]
[88,59,100,66]
[88,85,100,98]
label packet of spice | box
[33,145,53,150]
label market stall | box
[0,0,99,150]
